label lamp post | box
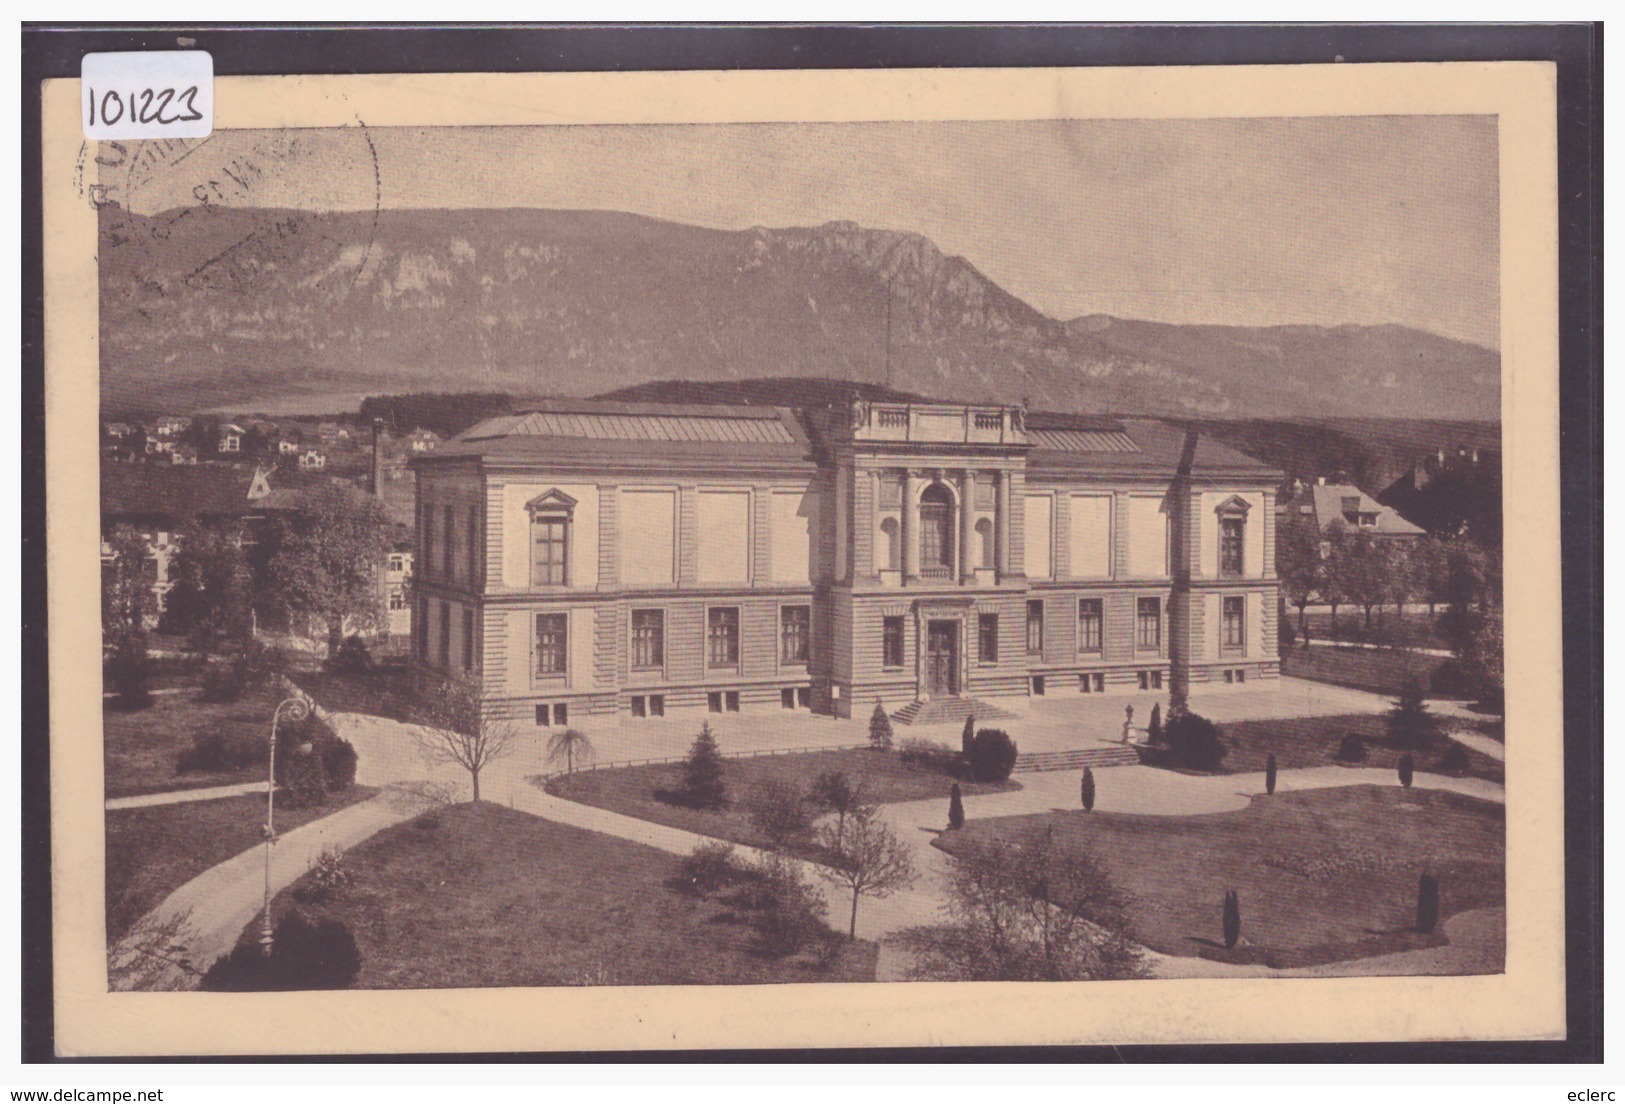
[261,695,311,958]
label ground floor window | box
[708,607,740,668]
[631,609,664,669]
[882,615,905,668]
[781,605,810,664]
[978,613,999,664]
[1026,599,1045,655]
[535,612,568,677]
[1222,595,1245,651]
[1136,597,1162,651]
[1078,598,1103,653]
[389,589,405,611]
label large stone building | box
[409,398,1282,727]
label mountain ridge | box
[98,206,1500,420]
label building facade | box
[410,398,1283,727]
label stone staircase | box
[1014,744,1145,773]
[889,697,1014,727]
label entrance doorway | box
[925,619,960,698]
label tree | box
[103,525,157,710]
[1413,534,1453,618]
[1332,529,1388,633]
[546,727,596,776]
[898,828,1143,981]
[868,700,893,751]
[1386,683,1442,749]
[1459,604,1504,710]
[1162,712,1226,772]
[681,722,728,809]
[1319,527,1350,623]
[161,523,253,653]
[1147,703,1162,745]
[816,807,917,941]
[947,783,965,829]
[1276,513,1324,635]
[267,483,393,656]
[1398,753,1415,789]
[746,777,815,849]
[961,713,976,759]
[1222,890,1241,949]
[1080,767,1096,811]
[1264,754,1278,796]
[965,729,1019,783]
[410,677,519,803]
[808,771,873,850]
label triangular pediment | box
[1213,494,1253,516]
[526,488,578,511]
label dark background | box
[19,21,1602,1064]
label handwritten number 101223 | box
[86,86,204,128]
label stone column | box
[959,469,976,583]
[902,469,919,581]
[988,471,1001,582]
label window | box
[1026,599,1045,655]
[631,609,664,669]
[421,505,435,577]
[554,703,568,726]
[1220,517,1245,576]
[919,483,955,575]
[536,704,551,725]
[1078,598,1103,653]
[389,589,405,611]
[467,507,482,586]
[725,690,740,712]
[632,694,647,717]
[1137,669,1164,691]
[1220,595,1246,651]
[1079,672,1105,693]
[782,688,797,710]
[415,596,428,657]
[1136,597,1161,650]
[978,613,999,664]
[462,608,476,672]
[631,693,667,718]
[388,553,405,572]
[535,612,568,677]
[531,513,569,586]
[1031,675,1046,696]
[707,607,740,668]
[708,689,740,713]
[438,602,451,667]
[707,691,723,714]
[882,615,905,668]
[781,605,810,664]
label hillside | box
[98,205,1500,420]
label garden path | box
[106,782,266,810]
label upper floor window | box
[631,609,664,670]
[882,615,905,668]
[1026,599,1045,655]
[467,506,482,585]
[526,489,577,588]
[1220,517,1245,576]
[1136,597,1162,651]
[707,607,740,668]
[1078,598,1103,653]
[438,601,451,667]
[919,483,956,576]
[441,505,455,582]
[535,612,568,677]
[781,605,810,665]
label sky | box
[124,116,1500,348]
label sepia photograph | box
[34,51,1578,1058]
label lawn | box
[546,747,1017,861]
[247,802,877,987]
[1216,713,1503,786]
[103,687,284,798]
[935,785,1505,971]
[294,667,416,722]
[105,786,376,942]
[1282,643,1450,698]
[1294,608,1452,652]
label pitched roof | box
[1028,418,1281,483]
[1306,483,1426,536]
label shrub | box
[325,635,375,675]
[1222,890,1241,949]
[322,737,359,790]
[302,847,352,902]
[1429,658,1470,698]
[1147,703,1163,745]
[897,738,959,774]
[744,854,830,958]
[1264,753,1278,795]
[1433,744,1470,775]
[965,729,1019,783]
[1398,753,1415,788]
[1163,713,1227,772]
[679,723,728,809]
[1415,873,1440,933]
[274,712,356,807]
[1386,683,1442,749]
[677,841,738,895]
[176,729,264,775]
[1334,733,1368,764]
[200,910,361,991]
[413,814,440,831]
[198,641,282,704]
[947,783,965,829]
[869,700,894,751]
[960,714,975,758]
[745,777,814,848]
[1081,767,1096,811]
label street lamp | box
[261,695,311,958]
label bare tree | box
[815,807,916,941]
[411,677,520,803]
[546,727,596,776]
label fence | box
[533,741,872,784]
